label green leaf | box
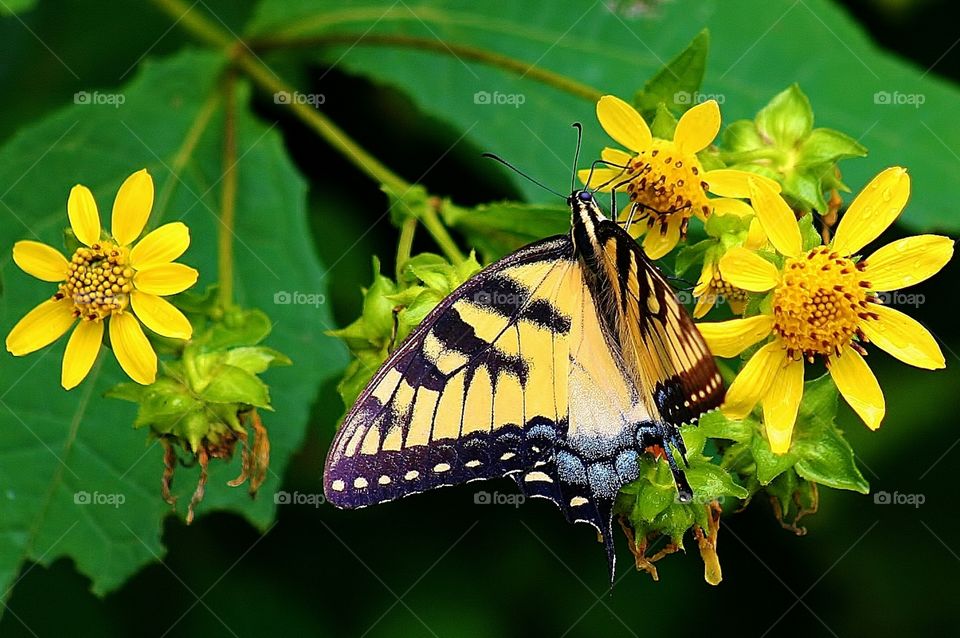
[697,410,753,444]
[0,0,36,16]
[674,238,712,277]
[634,29,710,117]
[755,84,813,148]
[246,0,960,232]
[443,200,569,262]
[0,50,346,595]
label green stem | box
[219,70,238,308]
[395,216,417,280]
[421,202,465,264]
[249,33,603,102]
[149,0,470,262]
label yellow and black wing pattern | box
[324,190,723,576]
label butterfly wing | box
[324,235,579,507]
[593,219,725,428]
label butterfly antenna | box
[570,122,583,193]
[481,152,565,199]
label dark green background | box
[1,0,958,636]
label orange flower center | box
[56,243,133,321]
[622,139,711,235]
[772,246,876,360]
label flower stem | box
[219,69,238,309]
[422,200,465,264]
[249,33,603,102]
[395,216,417,280]
[149,0,467,263]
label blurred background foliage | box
[0,0,958,636]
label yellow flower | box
[580,95,778,259]
[698,168,953,453]
[692,215,767,319]
[6,169,199,389]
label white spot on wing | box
[433,462,451,473]
[332,480,345,492]
[465,460,481,468]
[354,477,369,489]
[570,496,588,507]
[524,471,553,483]
[378,475,391,485]
[405,470,420,480]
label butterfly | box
[323,144,724,579]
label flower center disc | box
[57,243,133,321]
[624,140,710,232]
[772,246,872,359]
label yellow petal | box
[722,342,787,419]
[673,99,720,154]
[596,95,651,153]
[5,297,76,355]
[112,169,154,246]
[828,346,885,430]
[642,218,681,259]
[130,291,192,340]
[710,197,754,217]
[133,263,199,296]
[863,234,954,291]
[128,222,190,270]
[718,247,780,292]
[693,259,714,298]
[745,218,768,250]
[749,177,802,258]
[577,167,623,192]
[109,312,157,385]
[762,356,804,453]
[601,147,633,167]
[831,167,910,257]
[692,295,713,319]
[861,303,944,369]
[12,240,69,282]
[703,169,781,198]
[61,320,103,390]
[67,185,101,246]
[698,314,774,358]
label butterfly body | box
[324,190,723,577]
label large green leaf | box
[248,0,960,232]
[0,49,345,595]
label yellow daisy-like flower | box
[5,169,199,389]
[580,95,779,259]
[692,216,767,319]
[698,167,953,453]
